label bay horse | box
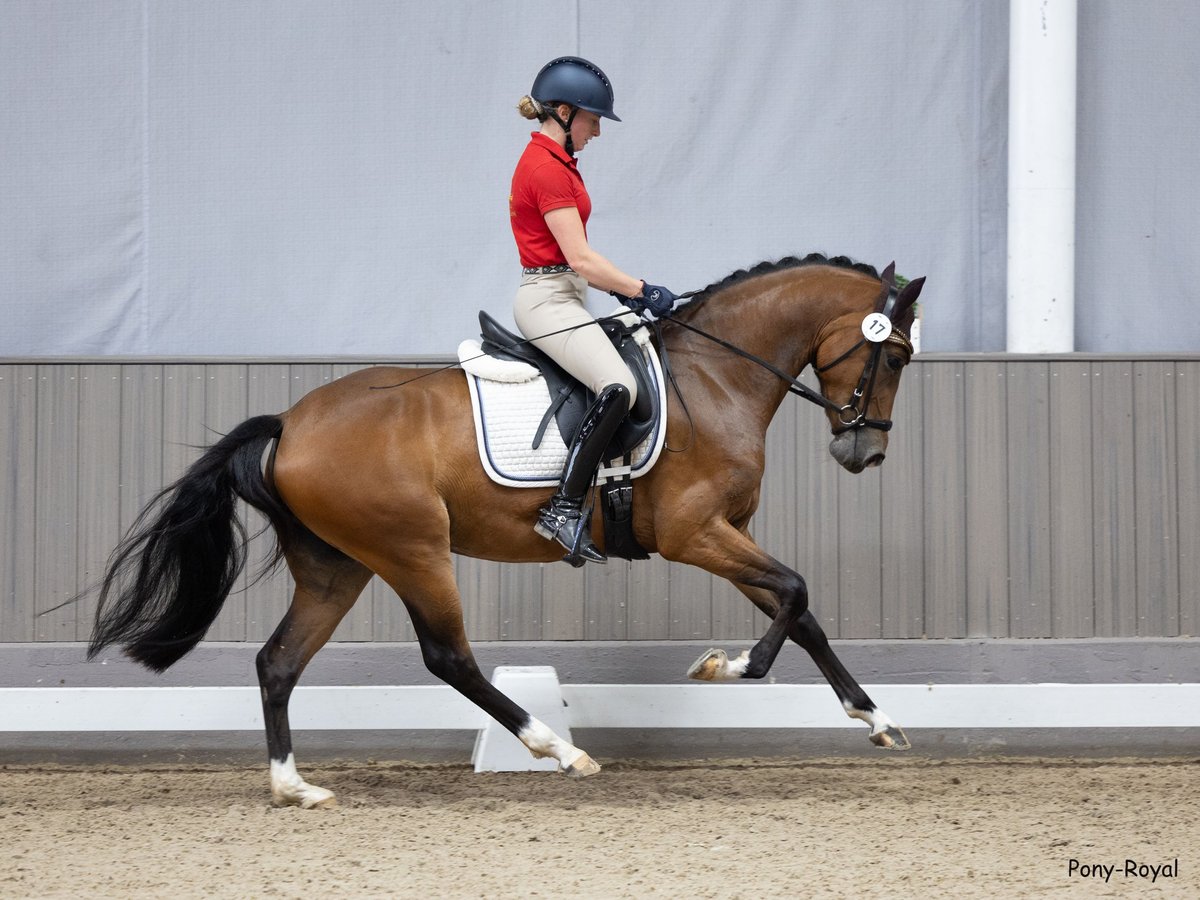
[88,252,925,808]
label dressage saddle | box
[476,311,660,457]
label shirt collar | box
[530,131,577,167]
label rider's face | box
[563,107,601,152]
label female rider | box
[510,56,677,565]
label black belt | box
[522,264,575,275]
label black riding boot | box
[535,383,631,566]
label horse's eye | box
[886,355,905,372]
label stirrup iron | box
[535,496,605,566]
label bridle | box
[812,263,914,434]
[659,262,915,435]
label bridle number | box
[861,313,893,343]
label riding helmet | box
[531,57,621,122]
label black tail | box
[88,414,293,672]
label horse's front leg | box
[670,522,808,683]
[789,608,910,750]
[670,523,909,750]
[689,589,910,750]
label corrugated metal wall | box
[2,357,1197,644]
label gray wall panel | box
[33,364,78,640]
[118,364,163,536]
[667,563,712,642]
[1049,362,1096,638]
[1090,360,1137,637]
[3,356,1197,647]
[964,361,1009,637]
[626,557,670,641]
[838,467,883,639]
[924,362,968,638]
[458,558,500,644]
[1006,364,1053,639]
[1132,362,1181,637]
[75,365,122,641]
[499,562,542,642]
[544,561,584,641]
[2,366,38,642]
[880,361,925,639]
[710,552,756,643]
[1178,363,1200,639]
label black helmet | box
[531,57,621,122]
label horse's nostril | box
[865,453,886,468]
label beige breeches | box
[513,271,638,406]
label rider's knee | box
[600,375,637,410]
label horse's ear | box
[874,261,897,312]
[892,276,926,323]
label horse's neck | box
[680,274,832,415]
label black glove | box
[609,290,643,312]
[637,282,677,316]
[610,282,677,317]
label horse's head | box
[812,266,925,473]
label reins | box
[370,268,909,437]
[656,266,910,435]
[656,313,838,415]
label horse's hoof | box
[272,785,338,809]
[687,648,728,681]
[687,648,749,681]
[870,724,912,751]
[562,753,601,778]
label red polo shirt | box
[509,132,592,268]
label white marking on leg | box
[844,700,898,733]
[721,650,751,679]
[687,648,751,681]
[518,717,600,776]
[270,753,336,808]
[844,700,909,748]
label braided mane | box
[680,253,881,311]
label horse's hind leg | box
[256,530,373,807]
[376,550,600,777]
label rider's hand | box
[610,290,643,312]
[637,282,677,316]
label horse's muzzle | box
[828,431,887,474]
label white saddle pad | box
[459,314,667,488]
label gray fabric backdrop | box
[2,1,1197,356]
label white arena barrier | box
[3,668,1198,771]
